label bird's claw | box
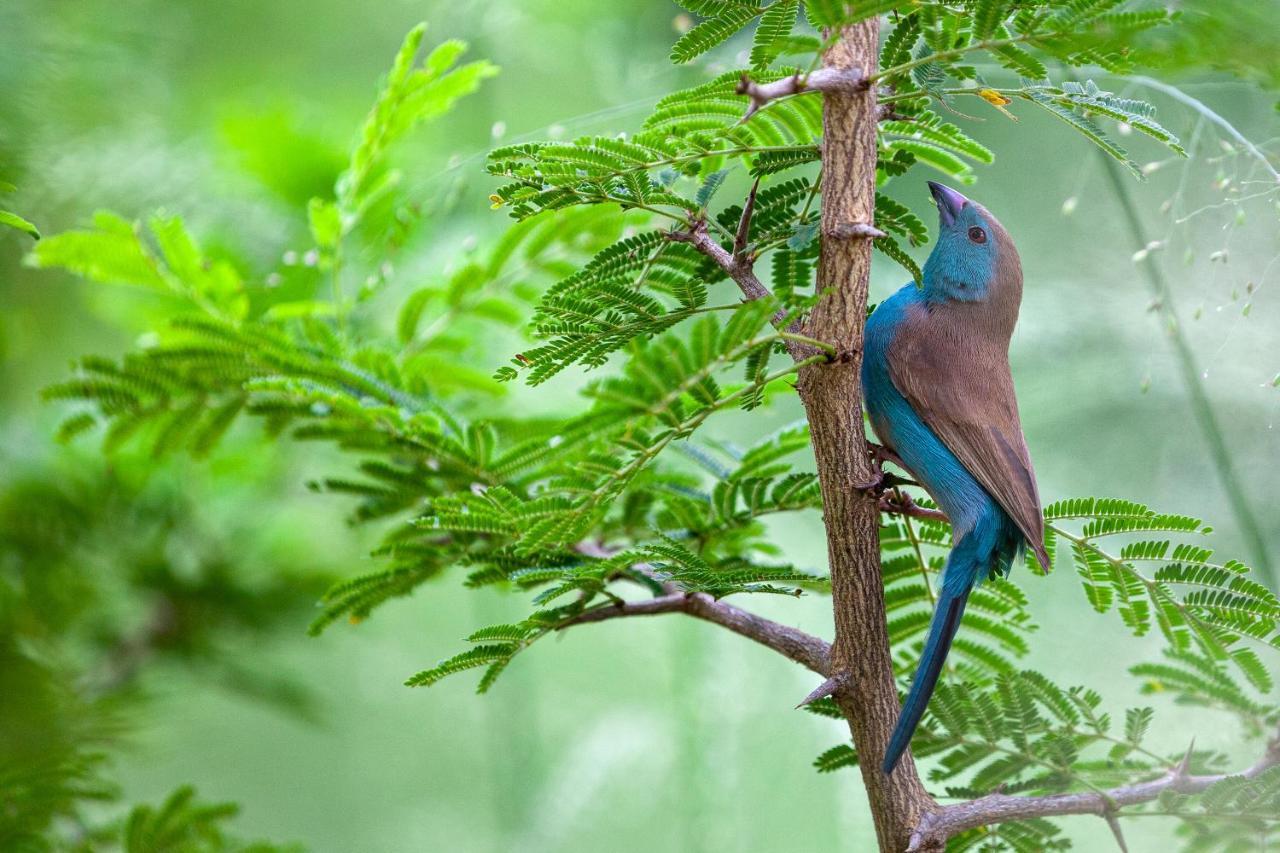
[868,442,907,471]
[854,468,886,495]
[878,489,919,515]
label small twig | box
[906,727,1280,850]
[559,590,833,677]
[736,68,867,122]
[667,219,772,304]
[733,177,761,261]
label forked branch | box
[907,732,1280,850]
[667,219,774,307]
[667,187,820,359]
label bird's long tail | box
[882,521,1008,774]
[882,576,972,774]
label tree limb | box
[667,220,774,306]
[907,731,1280,851]
[559,590,833,676]
[737,68,867,122]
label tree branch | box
[668,220,772,305]
[907,731,1280,851]
[559,590,832,676]
[736,68,867,122]
[667,213,819,360]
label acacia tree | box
[33,3,1280,850]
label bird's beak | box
[927,181,968,228]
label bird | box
[862,181,1050,775]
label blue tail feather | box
[882,511,1020,775]
[882,576,972,774]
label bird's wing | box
[888,316,1049,570]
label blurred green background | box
[2,1,1278,850]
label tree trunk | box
[797,20,938,852]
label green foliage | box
[0,465,319,850]
[0,180,38,239]
[1046,497,1280,689]
[313,24,497,262]
[672,3,763,64]
[1168,767,1280,850]
[123,786,300,853]
[750,1,799,70]
[951,818,1071,852]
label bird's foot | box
[855,469,912,494]
[879,489,948,523]
[853,467,886,495]
[868,442,907,471]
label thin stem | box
[901,509,936,607]
[1130,76,1280,184]
[869,29,1070,85]
[779,331,837,354]
[1093,153,1275,587]
[878,85,1025,107]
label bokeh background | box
[2,1,1278,850]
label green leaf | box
[750,0,798,70]
[814,743,858,772]
[1026,93,1142,180]
[0,208,39,239]
[28,212,166,291]
[671,6,761,64]
[338,25,497,218]
[972,0,1012,41]
[405,644,518,687]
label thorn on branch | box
[829,222,887,240]
[797,673,846,708]
[1172,737,1196,788]
[1103,807,1129,853]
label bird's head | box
[921,182,1022,310]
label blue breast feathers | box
[862,284,1012,549]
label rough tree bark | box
[795,20,939,852]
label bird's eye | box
[968,226,987,244]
